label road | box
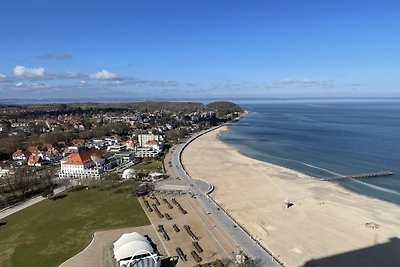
[170,126,281,266]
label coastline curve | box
[176,123,283,266]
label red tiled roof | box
[63,149,107,165]
[146,139,158,145]
[13,149,31,157]
[123,139,136,144]
[13,150,22,157]
[71,139,86,145]
[28,155,41,164]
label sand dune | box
[181,126,400,267]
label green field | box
[133,158,164,173]
[0,187,149,267]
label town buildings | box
[3,102,240,180]
[59,149,108,179]
[135,134,164,158]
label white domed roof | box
[114,240,154,261]
[114,232,148,251]
[122,169,136,179]
[113,232,154,262]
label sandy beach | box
[181,126,400,267]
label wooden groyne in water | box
[321,171,394,181]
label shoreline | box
[181,125,400,267]
[218,126,399,206]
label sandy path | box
[181,126,400,267]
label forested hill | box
[206,101,244,116]
[0,101,243,118]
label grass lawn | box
[0,187,149,267]
[133,158,163,173]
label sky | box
[0,0,399,100]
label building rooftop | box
[63,149,107,165]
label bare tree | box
[13,167,35,200]
[4,174,17,199]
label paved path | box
[170,126,281,266]
[59,225,160,267]
[0,185,69,220]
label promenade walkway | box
[170,126,281,266]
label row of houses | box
[10,133,164,179]
[60,134,163,179]
[12,145,63,166]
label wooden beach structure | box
[321,171,394,181]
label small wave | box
[305,104,328,108]
[294,161,342,176]
[223,138,271,142]
[351,179,400,196]
[238,122,251,125]
[255,153,342,176]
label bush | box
[67,185,87,192]
[41,189,54,198]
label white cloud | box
[266,78,336,90]
[30,82,47,89]
[89,69,117,80]
[1,65,178,97]
[13,65,45,78]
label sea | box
[221,99,400,204]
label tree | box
[0,135,25,154]
[13,167,34,200]
[39,167,56,188]
[177,128,188,139]
[4,174,17,199]
[206,101,243,116]
[112,123,130,135]
[166,129,179,141]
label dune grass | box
[0,186,149,267]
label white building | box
[137,134,162,147]
[0,167,11,177]
[135,147,160,158]
[148,172,164,180]
[122,169,136,179]
[107,144,127,152]
[11,122,28,128]
[114,151,136,163]
[135,134,163,158]
[59,149,108,179]
[113,232,161,267]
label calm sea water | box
[221,99,400,204]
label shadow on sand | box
[304,237,400,267]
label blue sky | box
[0,0,399,99]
